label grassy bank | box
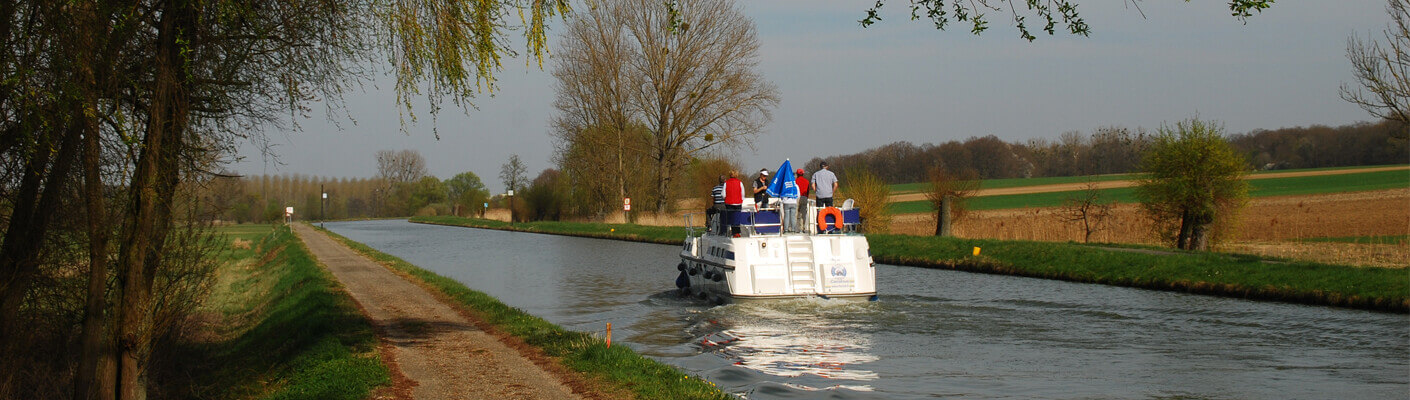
[410,216,1408,313]
[187,224,389,399]
[316,226,730,399]
[415,215,689,244]
[867,234,1408,312]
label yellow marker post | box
[972,247,981,256]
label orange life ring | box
[817,207,844,232]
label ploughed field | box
[885,165,1410,268]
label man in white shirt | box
[811,161,838,208]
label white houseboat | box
[676,200,877,304]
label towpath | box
[290,223,584,400]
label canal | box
[326,220,1408,399]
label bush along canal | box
[411,216,1408,313]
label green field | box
[889,173,1136,194]
[888,164,1407,194]
[888,167,1410,214]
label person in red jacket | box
[724,170,744,210]
[795,168,810,200]
[722,170,745,235]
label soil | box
[889,189,1410,268]
[290,224,587,400]
[886,165,1410,202]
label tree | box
[523,169,569,221]
[408,176,449,214]
[925,167,980,236]
[500,155,528,222]
[376,149,430,186]
[1060,181,1114,243]
[1135,118,1249,251]
[0,0,569,397]
[445,172,490,216]
[858,0,1274,41]
[841,169,893,233]
[553,0,780,213]
[1343,0,1410,133]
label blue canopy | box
[766,159,799,199]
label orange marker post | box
[972,246,981,256]
[606,322,612,348]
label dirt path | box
[290,224,583,400]
[887,165,1410,202]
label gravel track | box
[291,224,584,400]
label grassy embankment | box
[888,166,1410,214]
[411,216,1408,313]
[316,227,731,400]
[186,224,388,399]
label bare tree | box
[1343,0,1410,133]
[500,155,527,222]
[1060,181,1114,243]
[551,5,638,212]
[376,149,429,185]
[554,0,780,213]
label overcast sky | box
[231,1,1390,193]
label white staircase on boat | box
[786,237,816,294]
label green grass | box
[415,216,691,245]
[410,217,1408,313]
[187,224,389,399]
[867,235,1409,312]
[888,168,1410,214]
[319,225,730,400]
[1299,235,1410,245]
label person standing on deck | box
[812,161,839,208]
[752,169,771,209]
[794,168,810,230]
[724,171,745,235]
[707,175,725,233]
[724,170,745,211]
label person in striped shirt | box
[707,175,725,233]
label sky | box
[230,1,1391,193]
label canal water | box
[325,220,1408,399]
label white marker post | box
[623,197,631,223]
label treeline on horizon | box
[802,120,1408,183]
[210,119,1406,224]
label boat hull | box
[677,233,877,304]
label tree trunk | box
[1176,210,1193,250]
[0,122,81,344]
[74,2,118,397]
[1189,223,1210,251]
[114,4,192,398]
[935,195,952,236]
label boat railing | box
[682,212,705,238]
[698,200,862,237]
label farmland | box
[886,165,1409,268]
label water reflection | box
[692,300,881,388]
